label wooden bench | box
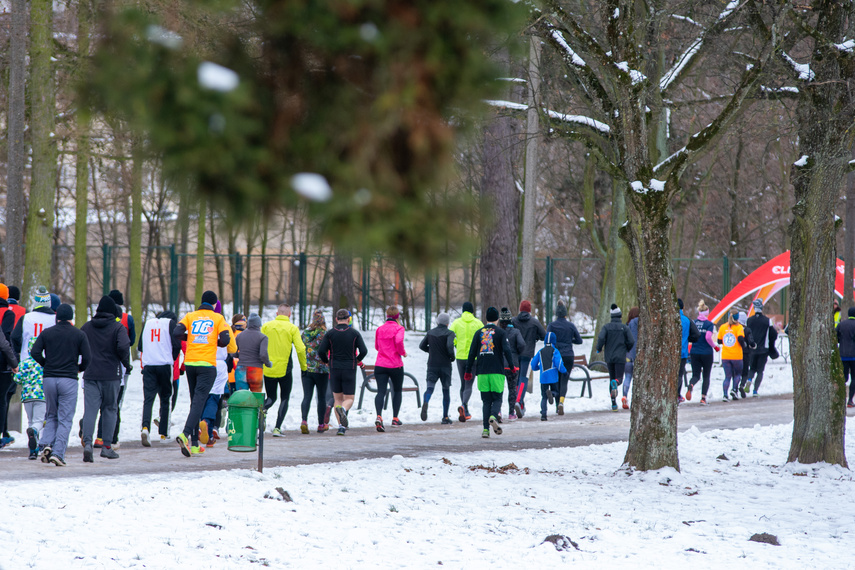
[356,364,422,411]
[570,355,609,398]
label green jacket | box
[449,311,483,360]
[261,315,307,376]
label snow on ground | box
[3,329,795,447]
[4,419,854,568]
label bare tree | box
[5,0,28,288]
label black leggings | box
[374,366,404,417]
[689,353,714,396]
[0,372,14,438]
[265,362,294,430]
[301,372,328,425]
[481,391,502,429]
[844,361,855,403]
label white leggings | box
[24,401,46,431]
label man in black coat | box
[596,305,635,411]
[419,312,456,424]
[546,301,583,415]
[511,300,546,413]
[745,299,778,397]
[80,296,132,462]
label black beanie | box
[56,303,74,322]
[555,301,568,318]
[677,298,684,310]
[96,295,117,316]
[462,301,475,314]
[109,289,124,306]
[201,290,218,306]
[486,306,499,322]
[8,286,20,301]
[848,307,855,318]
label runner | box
[465,307,508,439]
[139,311,179,445]
[595,304,635,411]
[622,307,640,409]
[676,299,701,403]
[530,332,566,421]
[734,312,756,400]
[300,310,329,433]
[511,300,546,417]
[717,312,746,402]
[318,309,367,435]
[172,291,233,457]
[498,307,524,421]
[419,312,455,424]
[545,301,582,415]
[373,306,407,432]
[449,302,482,422]
[235,313,270,393]
[745,299,777,397]
[686,300,718,406]
[261,304,307,437]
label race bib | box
[722,331,737,347]
[191,318,214,344]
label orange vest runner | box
[179,309,232,367]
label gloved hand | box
[512,367,519,374]
[126,364,133,374]
[357,361,364,369]
[714,345,721,352]
[464,372,473,382]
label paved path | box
[1,394,835,481]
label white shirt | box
[141,317,174,366]
[20,311,56,362]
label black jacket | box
[466,324,508,376]
[746,313,777,356]
[31,321,90,378]
[419,324,456,369]
[500,323,526,369]
[546,317,584,360]
[596,315,635,364]
[511,312,546,358]
[81,311,132,381]
[318,324,368,370]
[11,306,54,356]
[838,311,855,359]
[0,304,16,371]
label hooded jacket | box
[81,311,131,381]
[500,322,526,369]
[837,307,855,360]
[449,311,483,360]
[465,323,508,377]
[596,314,635,364]
[262,315,307,375]
[511,312,547,358]
[375,318,406,368]
[746,312,777,357]
[531,332,567,385]
[33,320,91,379]
[546,316,583,361]
[14,338,44,402]
[419,323,456,369]
[236,316,272,369]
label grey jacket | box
[236,326,271,368]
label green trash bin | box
[227,390,262,452]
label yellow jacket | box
[261,315,307,376]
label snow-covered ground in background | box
[4,418,854,569]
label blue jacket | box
[627,317,639,360]
[546,317,583,359]
[679,310,691,358]
[531,332,567,385]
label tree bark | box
[5,0,28,288]
[333,251,355,313]
[129,138,143,355]
[843,145,855,312]
[195,200,206,307]
[74,0,91,324]
[23,0,56,302]
[520,35,541,304]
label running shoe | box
[100,447,119,459]
[458,406,467,422]
[336,426,346,436]
[611,402,618,411]
[93,438,103,448]
[700,396,709,406]
[40,446,52,463]
[317,424,325,433]
[541,414,547,421]
[489,416,502,435]
[176,433,191,457]
[678,396,685,404]
[190,445,205,455]
[743,380,752,394]
[335,405,349,428]
[160,435,169,442]
[420,402,429,422]
[722,395,729,402]
[621,397,628,410]
[212,430,220,440]
[272,428,284,437]
[685,387,692,401]
[300,422,309,434]
[609,379,618,400]
[514,402,524,418]
[324,405,332,426]
[324,423,330,431]
[496,413,503,424]
[28,448,38,460]
[83,443,93,463]
[441,417,453,425]
[848,401,855,408]
[206,438,216,447]
[199,421,210,444]
[739,387,746,399]
[752,392,758,397]
[25,427,38,451]
[375,416,385,432]
[730,389,740,401]
[141,428,151,447]
[49,455,66,467]
[557,402,564,416]
[508,413,518,421]
[481,429,490,438]
[391,418,402,427]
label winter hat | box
[386,306,400,320]
[436,312,450,326]
[50,293,61,312]
[555,301,568,318]
[486,306,499,322]
[462,301,475,314]
[0,284,7,300]
[698,308,710,320]
[201,290,218,306]
[56,303,74,322]
[109,289,124,306]
[738,311,748,326]
[8,286,20,301]
[33,286,51,308]
[848,307,855,319]
[499,307,513,322]
[214,300,223,314]
[336,308,351,321]
[677,298,684,310]
[310,309,326,330]
[753,299,763,313]
[519,300,532,313]
[247,313,263,329]
[157,310,177,322]
[610,303,622,317]
[96,295,117,316]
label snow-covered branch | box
[484,100,611,134]
[781,52,814,81]
[550,29,586,67]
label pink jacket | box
[375,319,406,368]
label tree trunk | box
[621,191,681,472]
[520,35,541,303]
[175,191,190,303]
[194,200,206,306]
[5,0,28,289]
[259,216,269,314]
[23,0,56,302]
[333,251,355,313]
[129,139,143,356]
[74,0,90,324]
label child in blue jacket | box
[530,332,567,421]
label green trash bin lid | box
[229,389,262,408]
